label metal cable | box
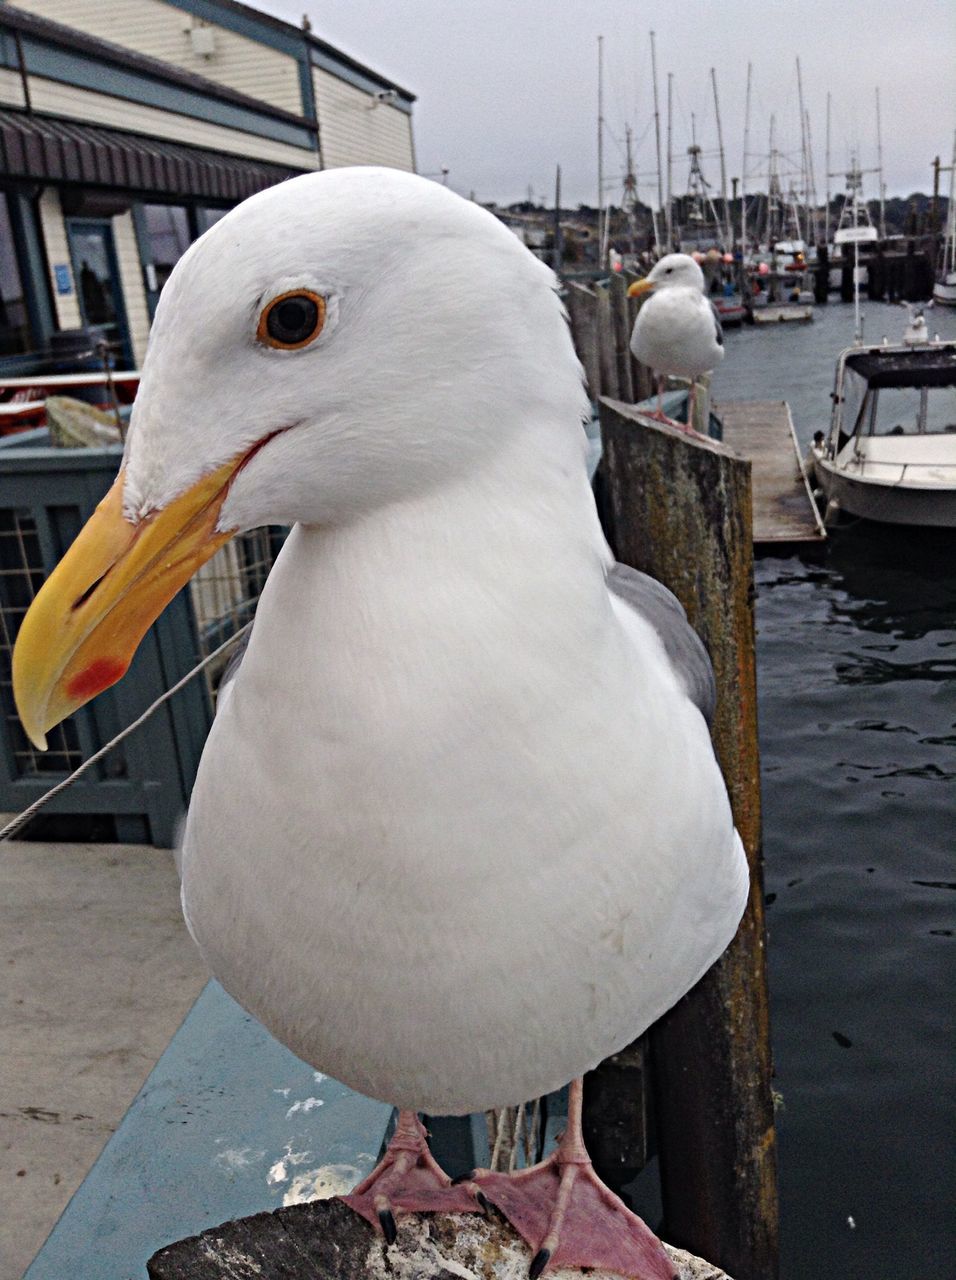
[0,621,253,843]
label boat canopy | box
[844,348,956,389]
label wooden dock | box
[718,400,826,545]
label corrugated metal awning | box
[0,109,306,202]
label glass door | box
[65,219,132,367]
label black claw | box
[476,1190,490,1214]
[529,1247,551,1279]
[378,1207,397,1245]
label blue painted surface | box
[24,981,393,1280]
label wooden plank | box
[599,400,778,1280]
[719,399,825,544]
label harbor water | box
[712,301,956,1278]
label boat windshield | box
[862,385,956,436]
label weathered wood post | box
[609,272,635,403]
[598,400,778,1280]
[565,281,601,399]
[595,282,620,400]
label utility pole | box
[650,30,664,256]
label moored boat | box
[809,319,956,528]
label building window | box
[0,196,31,358]
[196,206,228,235]
[141,203,191,292]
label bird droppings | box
[265,1144,311,1187]
[281,1163,362,1206]
[199,1239,263,1274]
[285,1095,324,1119]
[214,1146,266,1171]
[148,1201,735,1279]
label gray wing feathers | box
[608,562,716,726]
[217,626,251,702]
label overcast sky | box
[257,0,955,208]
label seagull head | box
[627,252,706,298]
[12,167,585,747]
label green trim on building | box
[11,35,317,151]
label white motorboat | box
[810,316,956,528]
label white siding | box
[112,211,150,367]
[8,0,305,116]
[312,68,414,171]
[37,188,82,330]
[0,66,27,109]
[25,76,319,170]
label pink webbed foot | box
[340,1110,484,1243]
[473,1082,677,1279]
[641,406,704,438]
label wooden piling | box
[565,281,601,398]
[598,400,779,1280]
[147,1199,737,1278]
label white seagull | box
[13,169,747,1280]
[628,253,724,432]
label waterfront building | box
[0,0,415,373]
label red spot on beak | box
[66,658,128,702]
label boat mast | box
[767,113,778,244]
[796,57,809,244]
[741,61,752,252]
[666,72,674,249]
[650,30,664,256]
[875,87,886,239]
[711,67,731,246]
[825,92,831,247]
[805,108,819,245]
[946,131,956,276]
[597,35,605,269]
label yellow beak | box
[12,456,242,750]
[627,278,656,298]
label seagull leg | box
[340,1109,483,1241]
[472,1080,676,1279]
[642,375,678,425]
[641,375,703,437]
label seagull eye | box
[257,290,326,350]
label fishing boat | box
[0,369,139,437]
[809,309,956,527]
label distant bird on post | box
[628,253,724,433]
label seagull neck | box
[273,414,612,641]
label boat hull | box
[812,454,956,527]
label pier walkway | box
[718,399,826,545]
